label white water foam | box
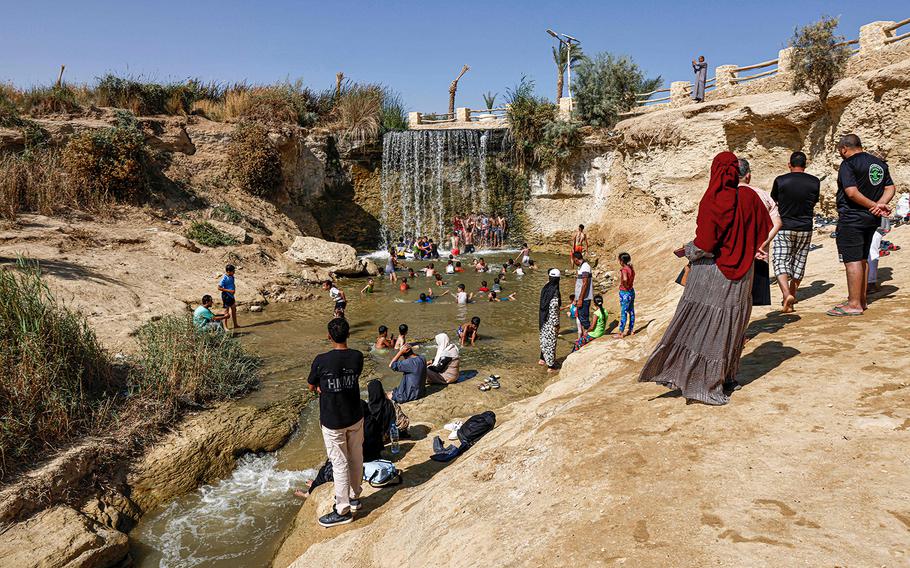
[134,453,315,567]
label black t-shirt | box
[770,172,820,231]
[308,349,364,429]
[837,152,894,228]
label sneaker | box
[443,420,463,431]
[723,380,742,392]
[349,498,362,512]
[448,428,460,441]
[433,435,445,453]
[318,507,353,528]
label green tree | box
[482,91,498,110]
[574,53,661,128]
[552,43,586,101]
[788,16,851,103]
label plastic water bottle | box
[389,423,400,454]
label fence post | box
[714,65,738,97]
[859,21,896,53]
[558,97,573,119]
[776,47,795,75]
[456,107,470,123]
[670,81,692,107]
[408,112,422,128]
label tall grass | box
[185,221,240,247]
[0,149,83,219]
[0,259,263,480]
[0,259,115,478]
[20,84,82,116]
[132,315,261,416]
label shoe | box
[318,507,353,528]
[448,428,460,441]
[723,380,742,392]
[443,420,463,431]
[349,498,362,512]
[433,435,445,453]
[489,379,500,389]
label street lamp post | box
[546,29,580,110]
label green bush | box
[61,111,149,202]
[186,221,239,247]
[0,259,115,478]
[574,53,661,128]
[538,119,584,181]
[789,16,851,103]
[380,89,408,133]
[226,122,282,196]
[506,76,557,171]
[132,315,261,414]
[0,90,24,127]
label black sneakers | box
[349,498,362,512]
[318,507,353,528]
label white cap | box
[548,268,561,278]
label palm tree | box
[553,43,586,101]
[448,65,470,116]
[482,91,498,110]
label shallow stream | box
[131,251,574,567]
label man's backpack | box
[456,411,496,448]
[363,460,402,487]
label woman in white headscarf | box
[427,332,461,384]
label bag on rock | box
[456,411,496,448]
[363,459,402,487]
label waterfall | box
[380,129,493,247]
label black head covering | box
[362,379,397,462]
[539,272,561,329]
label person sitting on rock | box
[193,294,229,332]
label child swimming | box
[394,324,409,349]
[492,278,502,293]
[445,260,455,274]
[478,280,490,293]
[424,263,436,277]
[399,277,410,292]
[360,277,375,295]
[375,325,395,349]
[434,273,445,286]
[457,316,481,346]
[487,291,516,302]
[455,283,473,304]
[454,261,465,273]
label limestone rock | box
[284,236,371,279]
[149,230,200,254]
[0,506,129,568]
[867,58,910,95]
[207,220,249,244]
[140,117,196,155]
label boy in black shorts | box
[830,134,895,316]
[217,264,238,329]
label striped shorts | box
[772,229,812,280]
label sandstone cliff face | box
[526,54,910,247]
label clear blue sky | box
[1,1,906,111]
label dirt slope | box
[282,222,909,567]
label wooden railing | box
[467,107,509,121]
[885,17,910,44]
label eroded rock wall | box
[526,54,910,247]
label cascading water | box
[380,129,496,247]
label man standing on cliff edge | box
[829,134,895,317]
[308,317,365,527]
[692,55,707,102]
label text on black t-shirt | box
[308,348,364,429]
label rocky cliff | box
[525,51,910,249]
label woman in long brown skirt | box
[640,152,772,405]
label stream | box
[130,251,574,567]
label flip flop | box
[826,306,863,317]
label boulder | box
[0,506,129,568]
[207,220,249,244]
[284,236,372,279]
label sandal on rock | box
[826,306,862,317]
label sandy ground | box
[0,212,303,351]
[277,222,910,567]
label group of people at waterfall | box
[452,212,510,252]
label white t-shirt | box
[515,267,525,276]
[574,262,593,301]
[329,287,342,302]
[446,265,455,274]
[456,291,468,304]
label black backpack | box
[457,411,496,448]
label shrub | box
[0,259,115,478]
[380,89,408,133]
[226,122,282,196]
[0,88,24,127]
[186,221,239,247]
[506,76,557,171]
[0,149,79,219]
[132,315,260,414]
[538,118,584,180]
[789,16,851,103]
[333,85,382,142]
[20,85,82,116]
[234,81,319,126]
[574,53,661,128]
[94,74,227,115]
[61,111,149,202]
[212,203,243,223]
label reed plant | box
[0,258,115,478]
[185,221,240,247]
